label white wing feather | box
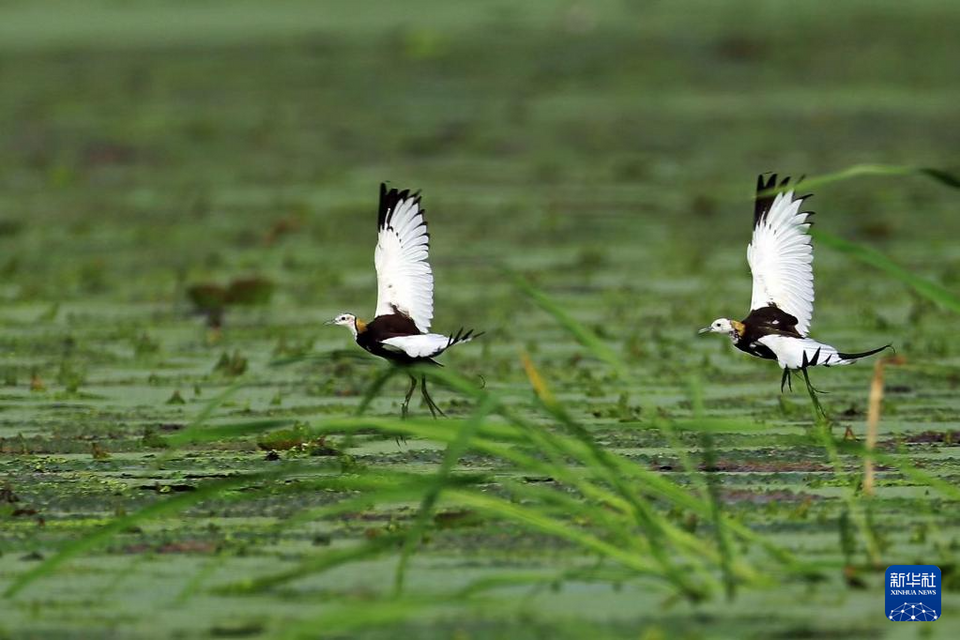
[747,187,814,336]
[381,334,459,359]
[757,335,851,370]
[374,186,434,332]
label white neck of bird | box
[346,319,359,339]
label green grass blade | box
[756,164,960,196]
[917,167,960,189]
[221,535,404,597]
[813,229,960,314]
[279,596,472,640]
[507,270,627,375]
[442,488,660,575]
[520,354,715,598]
[164,418,296,446]
[298,410,801,575]
[4,470,276,598]
[837,444,960,502]
[355,365,401,416]
[393,395,498,595]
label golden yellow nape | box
[731,320,746,337]
[355,318,368,334]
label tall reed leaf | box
[393,395,498,595]
[756,163,960,196]
[507,270,627,375]
[813,229,960,314]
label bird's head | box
[325,313,359,336]
[327,312,356,327]
[699,318,740,340]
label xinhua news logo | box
[885,565,941,622]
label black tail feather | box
[838,344,894,361]
[444,327,484,349]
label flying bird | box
[700,173,890,405]
[327,184,481,418]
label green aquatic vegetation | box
[509,270,627,376]
[213,351,249,377]
[6,364,793,607]
[3,470,275,598]
[814,229,960,315]
[2,2,960,637]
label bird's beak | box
[697,326,711,335]
[324,319,336,326]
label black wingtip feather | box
[809,346,822,366]
[443,327,484,350]
[754,173,781,226]
[378,182,389,229]
[377,183,426,231]
[754,173,816,228]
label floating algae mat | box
[2,1,960,638]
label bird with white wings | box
[327,183,482,418]
[700,173,890,398]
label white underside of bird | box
[756,335,857,370]
[381,332,479,359]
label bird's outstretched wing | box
[747,174,815,337]
[374,184,434,332]
[381,328,480,359]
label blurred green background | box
[1,1,958,638]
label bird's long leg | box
[401,375,418,420]
[394,375,419,446]
[804,374,829,395]
[780,368,791,393]
[800,366,830,426]
[420,374,446,419]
